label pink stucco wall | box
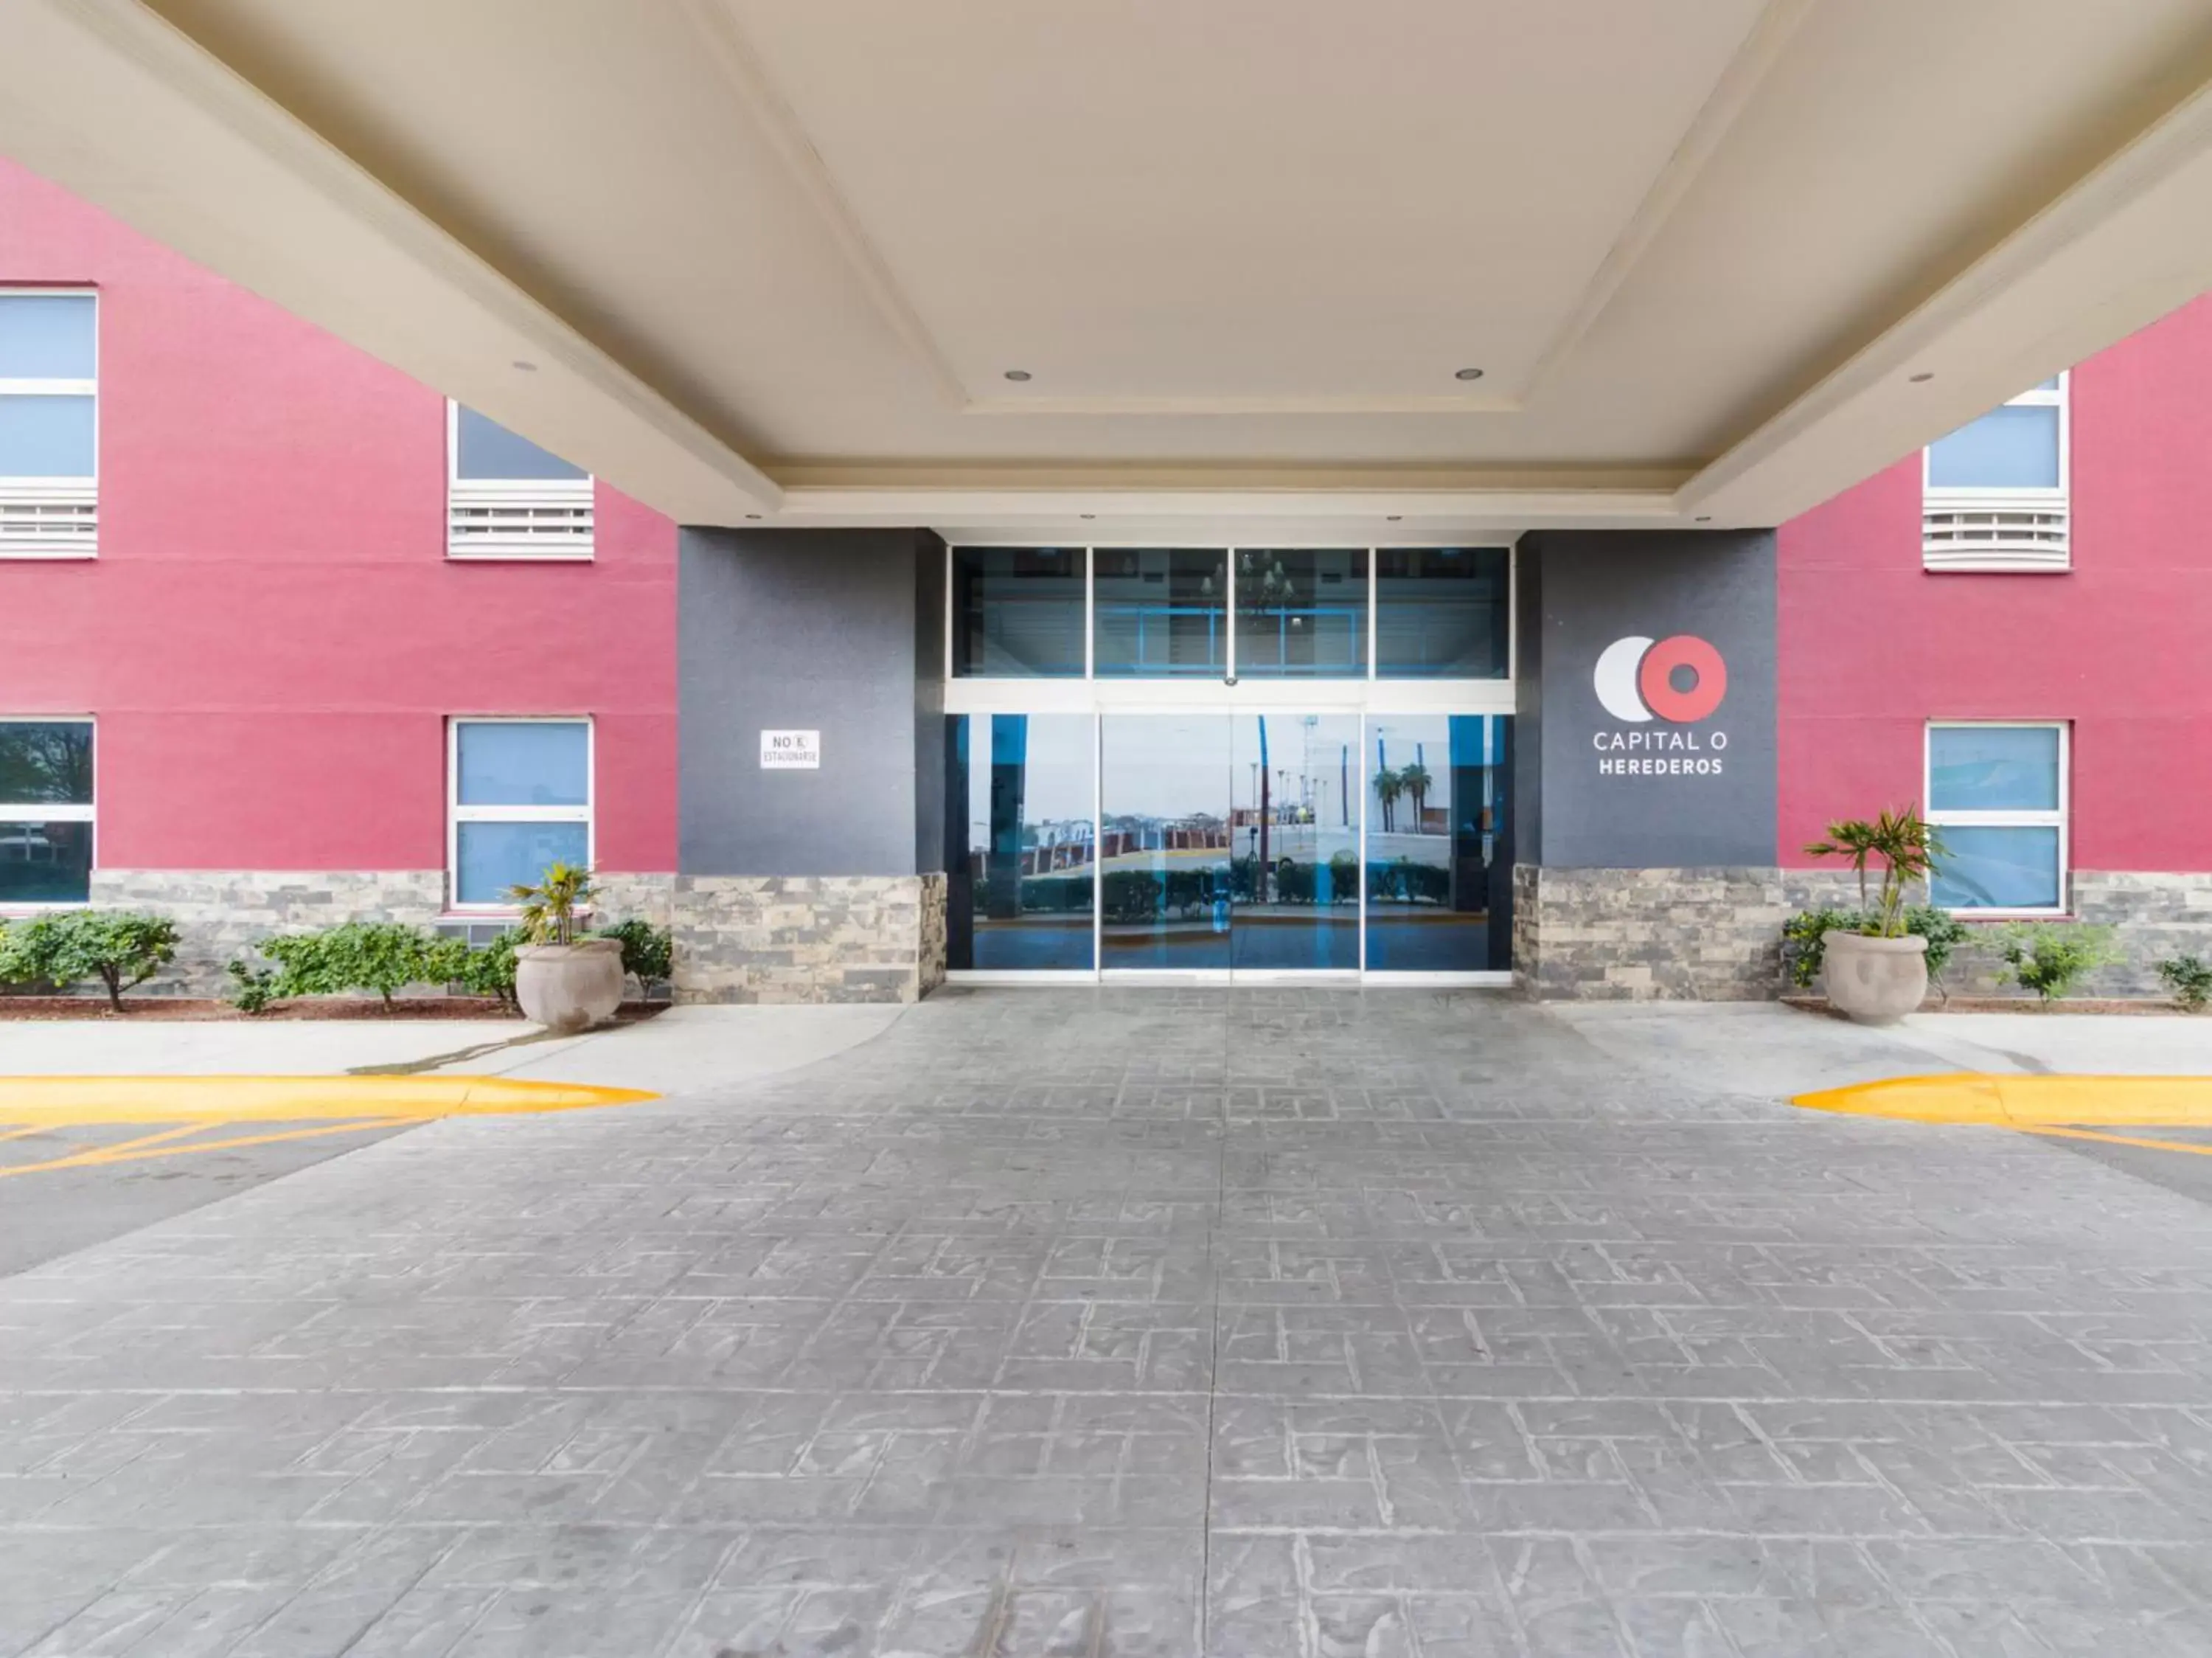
[0,159,678,878]
[1778,295,2212,874]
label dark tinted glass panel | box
[0,722,93,805]
[945,714,1095,971]
[952,547,1087,677]
[0,819,91,905]
[1100,714,1233,968]
[1234,549,1367,676]
[1231,713,1360,969]
[453,406,588,481]
[1376,548,1509,678]
[1364,715,1512,971]
[1094,548,1227,676]
[1930,826,2062,910]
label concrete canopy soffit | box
[5,1,2212,535]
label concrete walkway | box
[6,991,2212,1654]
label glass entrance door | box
[1230,712,1361,971]
[1099,711,1360,977]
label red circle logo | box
[1635,635,1728,723]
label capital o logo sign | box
[1593,634,1728,724]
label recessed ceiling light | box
[1909,372,1935,383]
[1079,513,1096,520]
[1004,369,1032,382]
[512,359,537,372]
[1454,367,1484,381]
[1386,515,1402,522]
[1694,516,1712,523]
[744,513,762,521]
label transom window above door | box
[949,545,1511,681]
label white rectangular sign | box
[759,729,821,770]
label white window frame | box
[444,400,594,561]
[446,716,595,913]
[0,288,99,559]
[1921,373,2070,572]
[1924,719,2069,918]
[0,715,96,911]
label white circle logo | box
[1593,636,1655,723]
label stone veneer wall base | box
[672,873,948,1005]
[1513,865,1788,1002]
[68,870,677,998]
[1784,870,2212,1000]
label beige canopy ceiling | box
[6,0,2212,538]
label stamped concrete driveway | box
[7,990,2212,1656]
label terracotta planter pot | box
[1821,929,1928,1024]
[514,938,625,1033]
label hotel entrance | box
[939,542,1517,982]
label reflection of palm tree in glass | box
[1373,766,1402,833]
[1398,760,1432,834]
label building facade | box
[4,161,2208,1002]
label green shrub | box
[591,919,672,995]
[453,928,526,1013]
[227,922,470,1013]
[0,912,178,1011]
[1783,906,1970,993]
[2157,955,2212,1013]
[1994,922,2122,1004]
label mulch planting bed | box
[1785,995,2200,1018]
[0,998,668,1023]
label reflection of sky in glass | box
[965,715,1093,849]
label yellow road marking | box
[0,1117,411,1179]
[2014,1123,2212,1159]
[0,1075,656,1128]
[1793,1073,2212,1128]
[0,1124,52,1143]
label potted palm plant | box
[1804,805,1945,1023]
[509,861,625,1032]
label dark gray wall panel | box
[1512,547,1544,867]
[678,527,943,877]
[1517,530,1776,869]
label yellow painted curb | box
[0,1075,658,1127]
[1793,1073,2212,1128]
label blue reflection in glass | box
[1926,405,2060,489]
[457,722,589,806]
[1363,715,1512,970]
[946,714,1095,970]
[1929,726,2059,812]
[1932,825,2061,910]
[456,821,589,905]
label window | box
[1922,375,2068,571]
[951,547,1087,677]
[1375,548,1509,678]
[448,719,591,907]
[445,402,593,558]
[1233,548,1368,677]
[0,291,98,556]
[1093,548,1227,677]
[0,720,94,905]
[1927,722,2066,913]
